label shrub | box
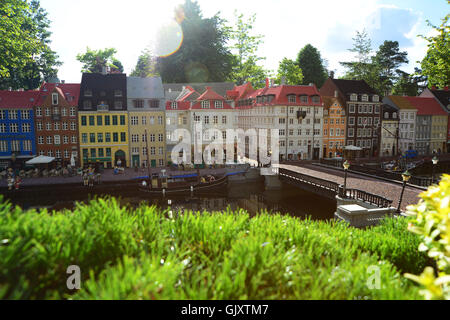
[404,174,450,300]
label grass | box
[0,195,430,300]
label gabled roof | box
[386,96,417,110]
[330,79,378,95]
[430,89,450,111]
[197,86,225,101]
[37,82,80,106]
[165,100,191,111]
[126,76,164,99]
[321,96,345,108]
[227,82,254,100]
[0,90,39,108]
[163,82,235,97]
[404,97,448,116]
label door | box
[132,155,140,168]
[313,148,320,160]
[151,159,156,168]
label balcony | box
[52,114,61,121]
[97,104,109,112]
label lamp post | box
[397,170,411,213]
[343,160,350,197]
[431,156,438,184]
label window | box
[38,136,44,144]
[374,105,380,114]
[70,122,76,131]
[61,108,67,117]
[46,136,53,144]
[158,134,163,142]
[64,150,70,159]
[362,94,368,102]
[201,100,210,109]
[114,101,123,109]
[70,107,76,117]
[9,110,18,119]
[97,133,103,143]
[194,115,200,122]
[120,115,125,125]
[120,132,126,142]
[348,128,354,137]
[84,89,92,97]
[62,122,68,130]
[158,116,163,125]
[89,116,95,126]
[63,136,69,144]
[45,108,51,116]
[142,134,147,142]
[373,95,379,102]
[105,133,111,143]
[171,102,178,109]
[279,118,286,124]
[349,104,355,113]
[133,100,144,108]
[114,90,122,97]
[159,159,164,166]
[105,115,110,126]
[142,116,147,125]
[36,122,43,131]
[215,101,223,108]
[52,93,58,105]
[11,140,20,152]
[90,149,96,158]
[21,110,30,119]
[300,95,308,103]
[113,133,118,142]
[131,116,138,125]
[349,117,355,125]
[82,133,88,144]
[0,141,7,152]
[150,134,155,142]
[83,100,92,109]
[312,96,320,104]
[213,116,218,124]
[90,133,95,143]
[204,116,210,124]
[149,100,159,108]
[36,107,42,117]
[21,123,31,133]
[97,116,103,126]
[112,116,118,125]
[150,147,156,155]
[350,94,357,101]
[288,95,296,103]
[9,123,18,133]
[54,122,60,131]
[81,116,87,126]
[279,129,285,136]
[131,134,139,143]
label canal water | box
[3,182,336,220]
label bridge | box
[275,164,423,212]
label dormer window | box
[393,112,397,119]
[362,94,368,102]
[52,93,58,105]
[201,100,210,109]
[133,99,144,108]
[288,95,296,103]
[350,94,357,101]
[311,96,320,103]
[373,95,379,102]
[384,112,389,119]
[171,102,178,109]
[215,100,223,109]
[83,100,92,109]
[300,95,308,103]
[114,90,122,97]
[84,89,92,97]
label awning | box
[344,145,363,151]
[25,155,55,165]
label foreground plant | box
[405,174,450,300]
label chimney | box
[265,78,270,88]
[334,90,338,98]
[61,80,65,84]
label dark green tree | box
[156,0,233,83]
[391,71,419,96]
[76,47,123,73]
[296,44,328,87]
[373,40,408,95]
[0,0,61,90]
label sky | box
[39,0,449,84]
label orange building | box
[322,96,346,158]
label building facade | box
[322,96,346,158]
[320,79,382,158]
[0,90,38,169]
[127,77,166,168]
[380,104,399,156]
[384,96,418,154]
[78,73,129,168]
[34,82,80,165]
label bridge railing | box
[279,168,393,208]
[319,159,433,187]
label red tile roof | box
[165,101,191,110]
[404,97,448,116]
[0,90,39,108]
[37,82,80,106]
[197,86,226,101]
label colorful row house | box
[127,77,166,168]
[322,95,346,158]
[78,73,129,168]
[34,82,80,165]
[380,104,399,157]
[0,90,38,169]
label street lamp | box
[432,156,439,184]
[343,160,350,197]
[397,170,411,213]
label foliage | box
[391,70,419,96]
[419,13,450,89]
[275,58,303,85]
[340,30,374,83]
[156,0,233,83]
[296,44,328,88]
[131,49,159,78]
[226,11,271,88]
[76,47,123,74]
[0,0,61,90]
[0,196,427,300]
[405,174,450,300]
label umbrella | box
[344,145,363,151]
[25,155,55,165]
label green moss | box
[0,196,426,300]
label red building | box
[34,82,81,165]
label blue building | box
[0,90,39,169]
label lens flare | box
[152,20,184,58]
[185,62,210,83]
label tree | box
[226,11,270,88]
[76,47,123,73]
[275,58,303,85]
[340,30,374,81]
[296,44,328,87]
[391,71,419,96]
[0,0,61,90]
[131,49,159,78]
[373,40,408,95]
[156,0,233,83]
[419,13,450,88]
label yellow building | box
[128,111,165,168]
[431,115,448,153]
[78,112,129,168]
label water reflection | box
[6,182,335,221]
